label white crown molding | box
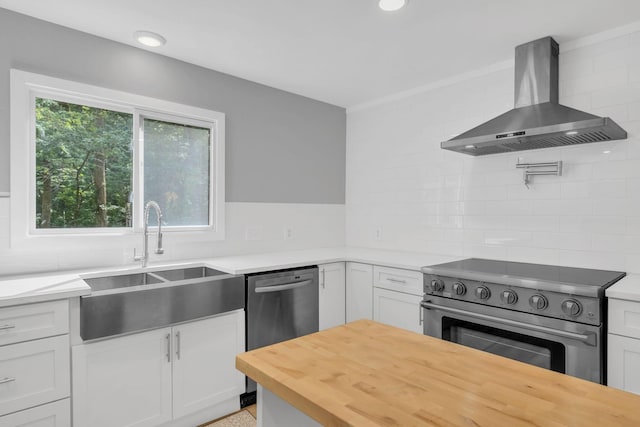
[347,59,514,114]
[347,19,640,114]
[560,19,640,52]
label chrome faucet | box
[134,201,164,267]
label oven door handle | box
[421,301,597,346]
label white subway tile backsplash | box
[592,233,625,253]
[590,180,627,199]
[558,250,627,271]
[485,200,533,216]
[507,184,561,200]
[625,235,640,254]
[629,101,640,121]
[592,87,640,109]
[623,197,640,217]
[507,216,560,232]
[506,246,559,265]
[463,185,507,201]
[561,163,593,181]
[561,182,590,199]
[461,201,486,216]
[559,67,627,96]
[463,244,508,260]
[532,232,592,251]
[532,199,593,216]
[484,231,532,247]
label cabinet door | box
[72,328,173,427]
[319,262,346,330]
[373,288,424,334]
[346,263,373,322]
[608,333,640,394]
[172,311,245,419]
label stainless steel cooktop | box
[421,258,625,298]
[421,258,626,326]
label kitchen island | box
[236,320,640,427]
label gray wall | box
[0,8,346,203]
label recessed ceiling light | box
[603,150,612,154]
[566,131,579,136]
[464,144,476,149]
[378,0,408,12]
[134,31,166,47]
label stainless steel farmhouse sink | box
[80,266,244,340]
[82,272,165,291]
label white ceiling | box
[2,0,640,108]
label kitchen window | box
[10,70,225,246]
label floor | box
[199,405,257,427]
[245,404,257,418]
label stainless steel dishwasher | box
[245,266,319,393]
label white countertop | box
[3,245,637,307]
[206,247,457,275]
[0,272,91,308]
[606,274,640,301]
[0,246,458,308]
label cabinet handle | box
[0,324,15,331]
[387,278,407,284]
[0,377,15,385]
[165,333,171,362]
[419,304,423,326]
[321,269,326,289]
[175,331,181,360]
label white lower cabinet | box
[72,311,245,427]
[172,313,245,419]
[0,399,70,426]
[318,262,346,330]
[608,334,640,394]
[345,263,373,322]
[608,298,640,394]
[72,327,173,427]
[373,288,423,334]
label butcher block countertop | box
[236,320,640,427]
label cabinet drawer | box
[0,398,70,426]
[373,266,423,296]
[0,300,69,346]
[609,299,640,339]
[0,335,70,416]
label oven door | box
[421,295,603,383]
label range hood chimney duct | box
[441,37,627,156]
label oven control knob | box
[529,294,548,310]
[561,299,582,317]
[452,282,467,296]
[430,279,445,292]
[500,290,518,305]
[475,286,491,300]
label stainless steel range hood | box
[441,37,627,156]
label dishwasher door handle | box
[254,280,313,293]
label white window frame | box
[10,69,225,248]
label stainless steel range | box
[421,258,625,384]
